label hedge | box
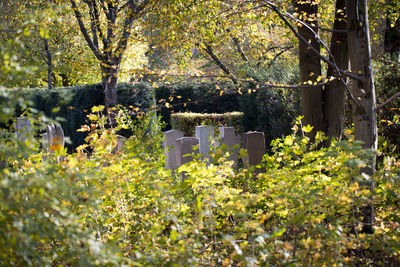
[13,83,153,151]
[170,112,244,136]
[11,81,299,151]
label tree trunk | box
[43,38,53,90]
[347,0,378,234]
[323,0,348,141]
[293,0,324,139]
[101,63,119,109]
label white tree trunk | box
[346,0,378,234]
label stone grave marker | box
[175,137,199,166]
[219,127,241,164]
[43,123,65,162]
[164,130,184,170]
[242,131,266,166]
[15,117,32,141]
[195,125,214,159]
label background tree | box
[0,0,103,88]
[69,0,151,108]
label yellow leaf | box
[303,125,313,133]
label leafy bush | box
[0,89,120,266]
[170,112,243,136]
[1,99,400,265]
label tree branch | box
[114,0,150,63]
[70,0,104,61]
[377,91,400,109]
[231,36,249,61]
[203,43,239,84]
[261,0,362,82]
[86,0,99,49]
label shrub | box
[0,88,121,266]
[170,112,244,136]
[1,99,400,265]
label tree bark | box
[347,0,378,234]
[323,0,348,141]
[101,62,119,108]
[293,0,323,139]
[43,37,53,90]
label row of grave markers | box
[12,117,266,169]
[163,126,266,170]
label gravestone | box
[164,130,184,170]
[43,123,65,162]
[242,131,266,166]
[175,137,199,166]
[15,117,32,141]
[46,123,65,151]
[219,127,241,163]
[195,125,214,159]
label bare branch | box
[377,91,400,109]
[265,46,293,70]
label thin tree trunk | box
[43,37,53,90]
[293,0,323,139]
[347,0,378,234]
[323,0,348,142]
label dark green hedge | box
[158,81,299,150]
[12,81,298,151]
[171,112,244,136]
[14,83,153,151]
[156,82,240,130]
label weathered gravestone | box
[15,117,32,141]
[175,137,199,166]
[195,125,214,159]
[164,130,184,170]
[219,127,241,164]
[242,131,266,166]
[43,123,65,162]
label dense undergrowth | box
[1,90,399,265]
